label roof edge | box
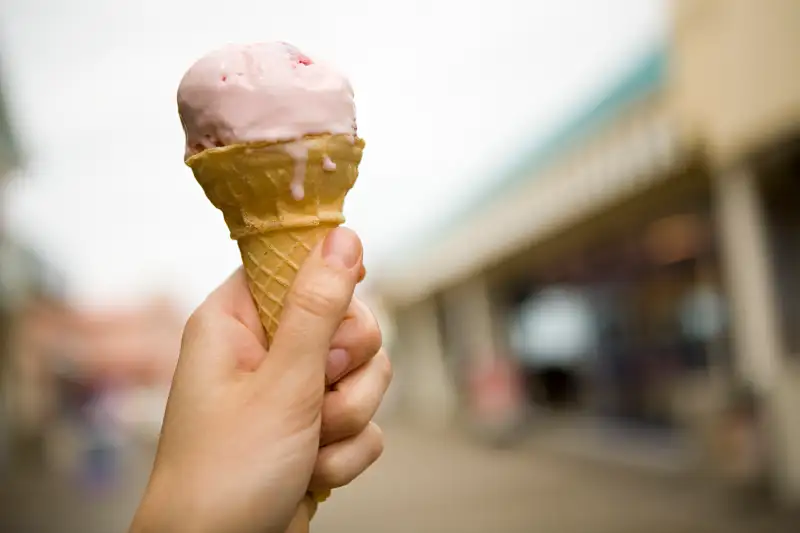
[377,41,668,275]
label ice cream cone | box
[186,133,364,346]
[186,133,365,505]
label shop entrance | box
[509,285,594,412]
[504,203,729,431]
[529,366,581,409]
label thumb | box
[258,227,362,388]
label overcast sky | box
[0,0,666,311]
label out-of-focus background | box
[0,0,799,531]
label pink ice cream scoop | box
[177,42,357,160]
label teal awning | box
[374,44,676,305]
[388,44,667,267]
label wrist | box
[129,480,166,533]
[129,466,183,533]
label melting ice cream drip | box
[322,156,337,171]
[284,141,309,201]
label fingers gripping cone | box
[187,134,364,344]
[186,133,365,505]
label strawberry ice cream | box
[177,42,357,161]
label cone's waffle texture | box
[186,134,364,347]
[186,134,364,507]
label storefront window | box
[678,284,727,342]
[511,285,598,367]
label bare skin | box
[130,228,391,533]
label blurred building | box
[373,0,800,506]
[0,50,79,472]
[1,248,69,463]
[0,52,30,469]
[37,297,182,475]
[0,56,181,471]
[0,58,20,181]
[5,291,183,474]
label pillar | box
[441,275,502,366]
[393,298,457,429]
[714,165,800,504]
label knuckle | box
[364,318,383,354]
[316,453,351,488]
[352,301,383,354]
[182,307,212,345]
[314,424,385,489]
[338,390,372,435]
[287,276,348,318]
[376,350,394,387]
[367,423,385,461]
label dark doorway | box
[534,366,580,408]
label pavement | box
[314,424,794,533]
[0,424,795,533]
[0,438,153,533]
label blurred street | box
[2,1,800,531]
[316,425,794,533]
[1,424,794,533]
[0,439,155,533]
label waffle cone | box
[186,134,364,347]
[187,134,364,509]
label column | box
[442,275,501,365]
[394,298,457,430]
[714,165,800,504]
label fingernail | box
[322,228,361,269]
[326,348,350,383]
